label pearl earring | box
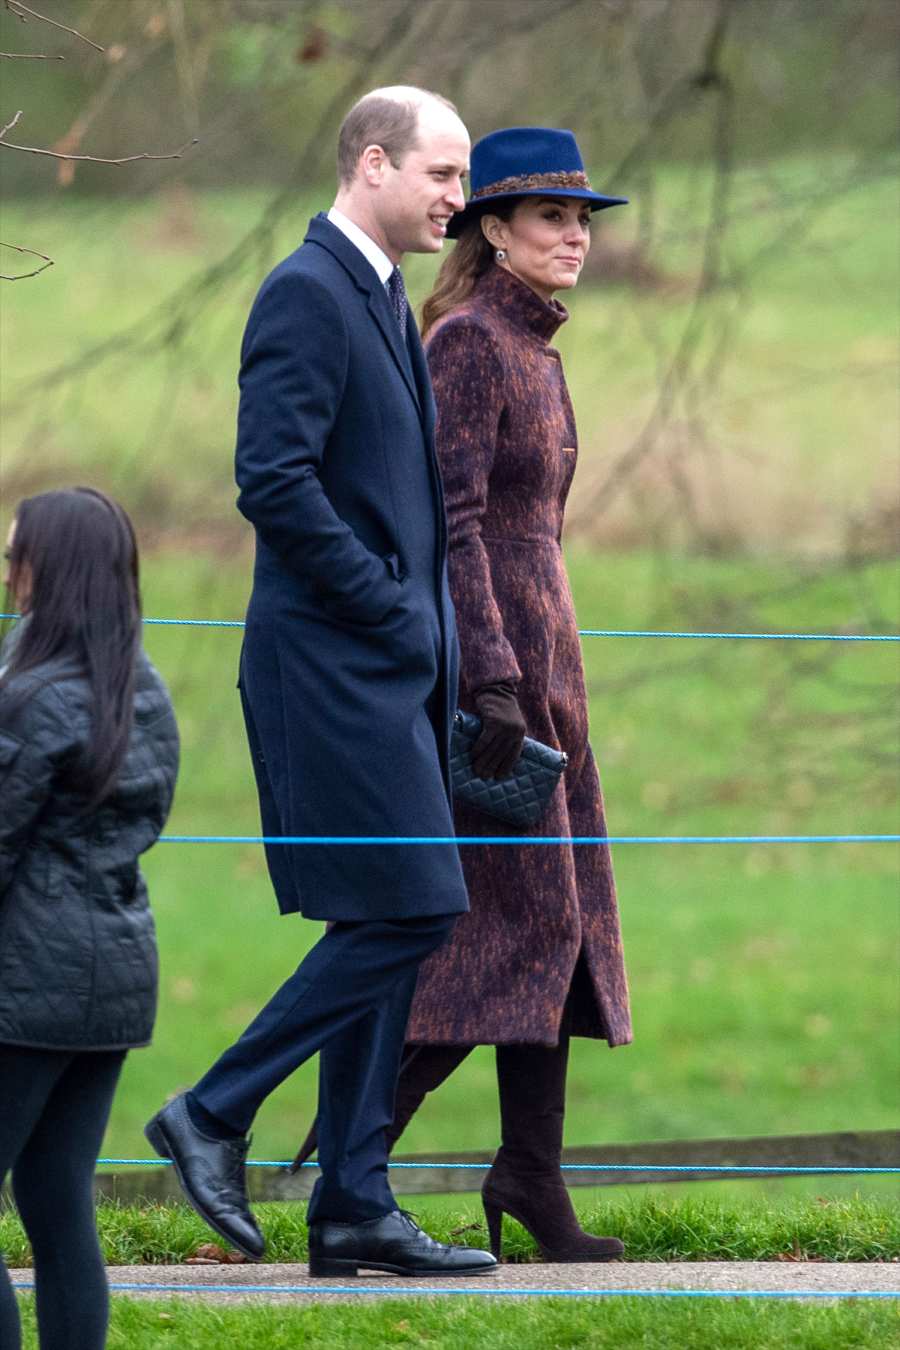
[495,249,507,262]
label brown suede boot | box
[290,1043,472,1172]
[482,1037,624,1262]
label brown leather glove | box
[472,682,527,779]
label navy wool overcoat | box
[234,214,469,923]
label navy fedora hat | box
[447,126,627,238]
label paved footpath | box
[12,1262,900,1304]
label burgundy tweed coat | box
[405,264,632,1048]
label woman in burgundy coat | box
[297,128,632,1261]
[404,128,633,1262]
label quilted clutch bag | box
[450,709,567,827]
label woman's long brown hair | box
[421,200,518,339]
[1,487,142,808]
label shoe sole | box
[542,1251,623,1262]
[144,1113,264,1261]
[308,1256,498,1279]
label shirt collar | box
[326,207,394,286]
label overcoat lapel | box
[305,214,422,418]
[406,320,436,441]
[366,291,422,417]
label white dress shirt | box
[326,207,394,285]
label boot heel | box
[308,1256,359,1279]
[483,1199,504,1259]
[144,1117,171,1161]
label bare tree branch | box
[166,0,201,137]
[0,50,64,59]
[40,14,176,188]
[4,0,104,53]
[0,238,53,279]
[568,0,738,532]
[0,112,198,163]
[0,108,22,139]
[4,0,427,398]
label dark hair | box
[1,487,142,807]
[421,200,518,339]
[337,88,457,185]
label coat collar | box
[326,207,393,284]
[305,212,384,291]
[473,263,569,345]
[305,213,422,416]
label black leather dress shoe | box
[144,1092,264,1260]
[308,1209,498,1278]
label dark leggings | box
[0,1045,125,1350]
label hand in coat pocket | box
[322,553,405,628]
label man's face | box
[374,103,470,261]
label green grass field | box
[7,1192,897,1348]
[13,1292,900,1350]
[4,1193,898,1266]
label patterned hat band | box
[471,169,592,201]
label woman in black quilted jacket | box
[0,488,179,1350]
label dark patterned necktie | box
[385,266,409,338]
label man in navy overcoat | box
[146,87,496,1278]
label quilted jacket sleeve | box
[426,317,523,691]
[0,682,79,898]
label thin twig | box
[0,239,54,279]
[0,263,54,278]
[0,51,64,59]
[0,109,22,139]
[0,123,199,164]
[4,0,104,53]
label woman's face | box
[3,519,31,612]
[483,196,592,303]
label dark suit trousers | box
[191,913,454,1223]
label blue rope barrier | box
[158,833,900,845]
[115,621,900,641]
[96,1158,900,1174]
[2,613,248,628]
[143,621,900,641]
[3,614,898,640]
[143,618,245,628]
[11,1280,900,1299]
